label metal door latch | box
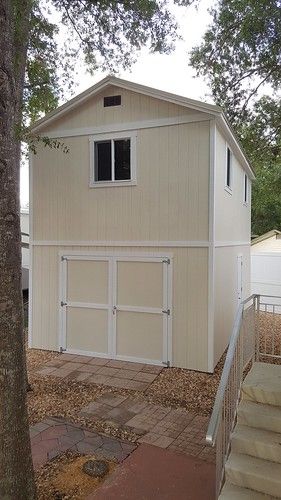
[162,309,170,315]
[61,301,67,307]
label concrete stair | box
[219,362,281,499]
[220,481,276,499]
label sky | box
[20,0,212,207]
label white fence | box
[251,252,281,312]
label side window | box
[244,173,248,204]
[225,146,233,193]
[90,132,136,187]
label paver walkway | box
[37,354,163,391]
[30,417,136,469]
[86,444,215,500]
[80,393,215,462]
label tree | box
[0,0,194,497]
[190,0,281,234]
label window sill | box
[89,180,137,188]
[224,185,233,195]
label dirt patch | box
[145,358,224,416]
[36,451,115,499]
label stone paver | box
[30,417,136,469]
[79,393,215,462]
[39,354,163,392]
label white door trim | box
[59,251,173,366]
[237,253,243,305]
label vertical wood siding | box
[41,86,204,134]
[32,121,210,243]
[215,129,251,242]
[31,245,209,371]
[213,245,251,366]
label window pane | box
[114,139,131,180]
[244,174,248,202]
[95,141,112,181]
[226,147,232,187]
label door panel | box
[117,261,163,308]
[116,311,163,360]
[67,260,108,303]
[61,255,171,365]
[67,307,108,353]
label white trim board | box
[32,240,210,248]
[28,156,33,348]
[251,252,281,257]
[215,241,250,247]
[38,114,211,139]
[207,119,216,373]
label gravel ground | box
[36,451,116,500]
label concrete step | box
[225,452,281,498]
[220,481,277,499]
[238,400,281,434]
[242,362,281,406]
[232,424,281,464]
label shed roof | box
[30,75,255,179]
[251,230,281,246]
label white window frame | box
[243,173,249,205]
[89,131,137,188]
[225,145,233,194]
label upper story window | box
[244,173,249,204]
[225,146,233,193]
[90,131,137,188]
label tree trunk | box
[0,1,36,498]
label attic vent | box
[104,95,121,107]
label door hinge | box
[59,346,66,353]
[162,309,170,316]
[61,301,67,307]
[162,258,170,264]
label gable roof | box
[251,230,281,246]
[31,75,255,179]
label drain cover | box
[82,459,109,478]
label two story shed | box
[29,76,254,373]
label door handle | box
[113,306,117,315]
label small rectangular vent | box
[104,95,121,107]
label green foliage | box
[190,0,281,124]
[24,0,189,124]
[190,0,281,235]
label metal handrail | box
[206,294,257,446]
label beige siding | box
[41,86,204,134]
[251,236,281,253]
[31,245,209,371]
[213,245,251,366]
[215,128,251,242]
[33,121,210,242]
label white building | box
[251,230,281,302]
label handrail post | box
[255,295,260,362]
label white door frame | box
[58,251,173,366]
[237,253,243,305]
